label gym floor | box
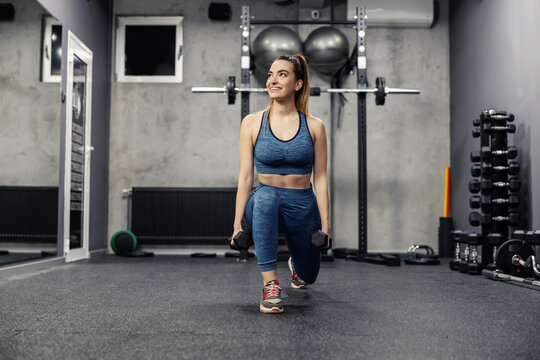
[1,255,539,359]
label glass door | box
[63,31,93,262]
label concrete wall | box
[109,0,450,252]
[0,0,60,186]
[450,0,540,232]
[38,0,112,252]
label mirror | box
[0,0,61,267]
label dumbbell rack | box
[468,110,520,270]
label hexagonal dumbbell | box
[480,110,514,122]
[470,150,481,163]
[310,230,332,250]
[467,232,483,275]
[229,231,253,251]
[469,194,519,212]
[469,178,521,194]
[469,211,520,227]
[480,146,518,161]
[482,122,516,133]
[480,161,520,176]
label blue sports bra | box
[254,111,314,175]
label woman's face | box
[266,59,303,101]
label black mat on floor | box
[1,255,539,359]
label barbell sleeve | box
[191,87,227,93]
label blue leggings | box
[242,183,322,284]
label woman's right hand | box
[231,226,244,247]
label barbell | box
[192,76,420,106]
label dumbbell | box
[467,232,483,275]
[514,230,540,246]
[229,231,253,251]
[482,123,516,133]
[449,230,464,271]
[310,230,332,250]
[485,233,505,271]
[480,146,518,160]
[480,110,514,122]
[472,118,481,127]
[459,234,471,273]
[469,194,519,212]
[479,162,520,176]
[470,150,481,163]
[469,178,521,194]
[469,211,520,226]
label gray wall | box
[0,0,60,186]
[450,0,539,232]
[38,0,112,252]
[109,0,450,252]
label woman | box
[232,53,330,314]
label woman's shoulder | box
[242,110,265,125]
[306,114,325,130]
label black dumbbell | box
[482,123,516,133]
[480,162,519,176]
[449,230,463,271]
[469,178,521,194]
[472,118,481,127]
[467,232,483,275]
[512,229,527,241]
[486,233,505,271]
[469,194,519,211]
[480,146,518,160]
[472,128,481,138]
[480,110,514,122]
[229,231,253,251]
[469,211,520,227]
[470,150,481,163]
[310,230,331,250]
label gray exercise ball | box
[304,26,350,75]
[252,26,302,75]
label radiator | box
[0,186,58,243]
[130,187,237,245]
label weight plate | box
[495,239,534,277]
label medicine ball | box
[304,26,349,75]
[252,26,302,75]
[111,230,153,257]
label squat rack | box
[193,6,420,257]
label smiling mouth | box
[269,87,281,91]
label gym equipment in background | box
[482,229,540,289]
[404,244,440,265]
[303,26,349,75]
[192,6,421,259]
[452,109,522,277]
[111,230,153,257]
[252,26,303,75]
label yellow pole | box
[443,167,451,217]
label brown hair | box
[265,53,310,122]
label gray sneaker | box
[260,279,283,313]
[288,257,307,289]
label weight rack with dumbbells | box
[450,110,521,275]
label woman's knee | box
[253,187,279,215]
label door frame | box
[63,31,93,262]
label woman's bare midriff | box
[257,173,311,189]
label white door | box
[63,31,93,262]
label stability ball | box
[252,26,303,74]
[304,26,350,75]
